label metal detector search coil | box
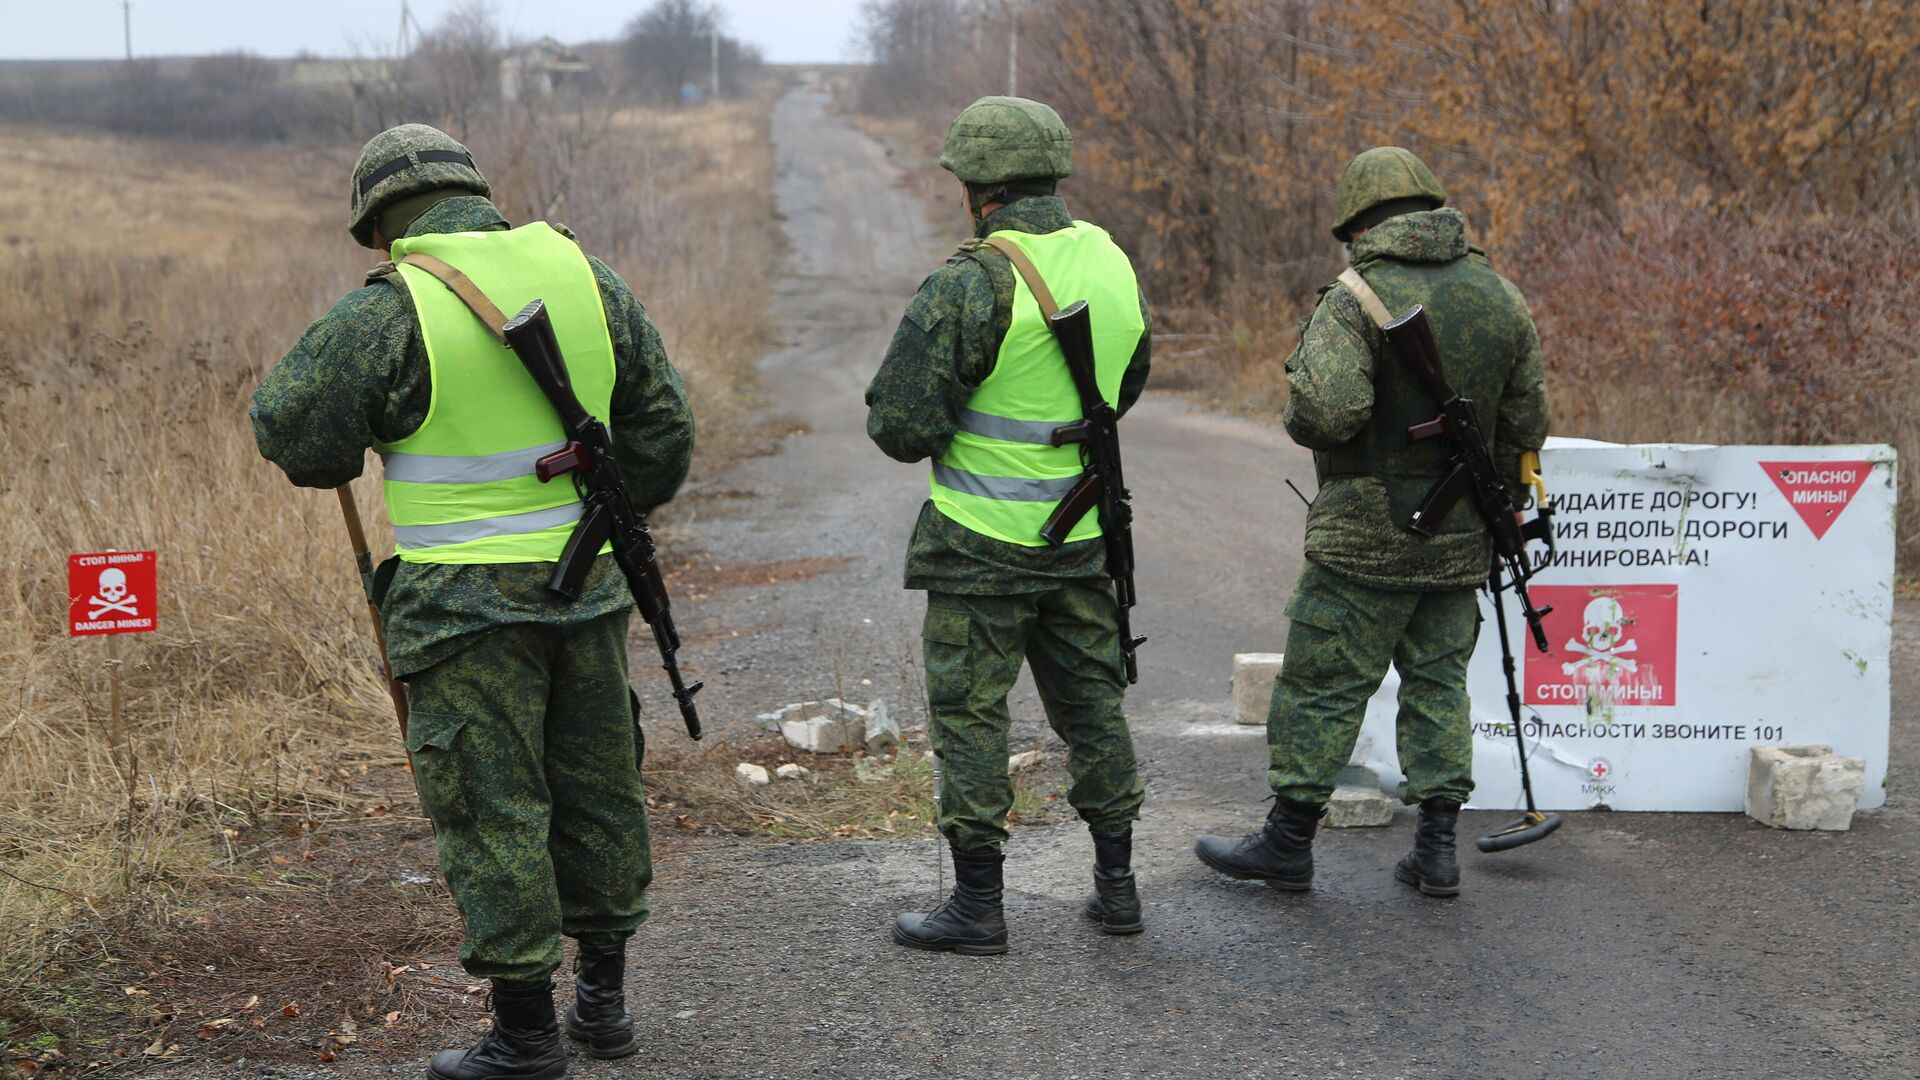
[1476,809,1563,853]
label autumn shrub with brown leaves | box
[1516,202,1919,560]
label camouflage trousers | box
[404,610,651,983]
[923,585,1145,851]
[1267,560,1479,806]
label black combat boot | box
[1395,797,1462,898]
[1192,796,1320,890]
[1083,828,1144,934]
[892,847,1009,955]
[426,977,566,1080]
[564,939,637,1059]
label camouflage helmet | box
[939,96,1073,185]
[1332,146,1447,241]
[347,124,491,248]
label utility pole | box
[1007,15,1017,97]
[397,0,415,57]
[710,30,720,99]
[121,1,132,62]
[1002,1,1018,97]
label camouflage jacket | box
[865,195,1152,594]
[250,196,695,676]
[1284,208,1550,590]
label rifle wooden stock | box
[334,485,412,767]
[1039,472,1103,546]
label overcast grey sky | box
[0,1,868,63]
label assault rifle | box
[1037,299,1146,684]
[502,299,704,740]
[1382,303,1561,852]
[1385,304,1556,651]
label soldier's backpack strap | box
[394,252,510,344]
[1336,266,1394,329]
[975,235,1061,318]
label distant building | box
[500,37,589,102]
[285,57,398,89]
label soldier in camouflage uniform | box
[866,97,1152,954]
[252,125,693,1079]
[1195,147,1550,898]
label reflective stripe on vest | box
[929,222,1144,547]
[380,441,570,485]
[392,502,585,551]
[932,463,1083,502]
[955,408,1072,445]
[374,222,616,565]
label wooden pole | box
[335,486,412,765]
[107,632,125,773]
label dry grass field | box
[0,98,779,1069]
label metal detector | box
[1474,449,1564,852]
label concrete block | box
[734,763,771,788]
[774,700,874,754]
[1746,745,1866,831]
[1233,653,1284,726]
[863,699,900,755]
[1323,784,1394,828]
[780,716,858,754]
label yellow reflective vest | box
[930,222,1144,546]
[375,223,616,564]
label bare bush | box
[622,0,765,104]
[411,0,505,138]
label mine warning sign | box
[1349,441,1894,813]
[1526,583,1680,708]
[69,550,157,636]
[1759,460,1872,539]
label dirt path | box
[226,85,1916,1080]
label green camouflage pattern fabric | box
[923,586,1144,851]
[406,610,651,981]
[865,195,1151,594]
[1266,561,1478,805]
[1285,207,1550,591]
[348,124,490,247]
[1331,146,1446,241]
[939,96,1074,184]
[251,195,695,677]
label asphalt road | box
[251,84,1917,1080]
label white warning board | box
[1352,440,1897,813]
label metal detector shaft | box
[1476,558,1563,853]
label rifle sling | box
[978,236,1061,318]
[1336,267,1394,329]
[396,252,510,344]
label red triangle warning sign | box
[1759,460,1872,539]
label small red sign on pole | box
[68,550,158,636]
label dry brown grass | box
[0,96,778,1065]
